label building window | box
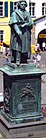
[5,2,8,17]
[42,3,46,15]
[10,1,18,16]
[14,2,18,10]
[10,2,13,16]
[0,2,4,17]
[29,2,35,16]
[0,31,4,42]
[0,2,8,17]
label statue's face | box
[20,2,26,10]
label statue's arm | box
[21,11,33,29]
[29,17,33,29]
[28,12,33,28]
[13,24,22,39]
[21,17,33,29]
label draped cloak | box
[9,9,33,58]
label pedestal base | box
[0,114,46,138]
[1,109,43,124]
[0,63,45,123]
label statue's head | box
[18,0,27,9]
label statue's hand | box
[21,22,29,27]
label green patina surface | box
[0,63,45,123]
[0,63,44,76]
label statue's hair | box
[18,0,27,8]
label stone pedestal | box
[0,63,45,124]
[0,115,46,138]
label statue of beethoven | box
[9,0,33,65]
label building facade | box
[0,0,46,53]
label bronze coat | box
[9,9,33,58]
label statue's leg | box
[16,51,21,65]
[21,52,28,63]
[11,49,16,63]
[28,52,31,59]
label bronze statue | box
[9,0,33,65]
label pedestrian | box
[36,52,41,67]
[42,42,45,51]
[36,53,41,62]
[45,43,46,50]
